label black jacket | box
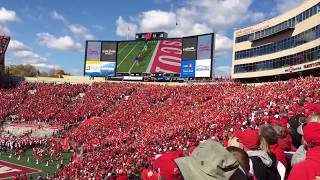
[250,153,281,180]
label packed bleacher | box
[0,76,319,179]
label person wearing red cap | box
[288,122,320,180]
[233,129,260,151]
[229,127,281,180]
[152,151,184,180]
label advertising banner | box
[100,62,116,76]
[197,34,212,60]
[101,42,117,62]
[182,37,197,60]
[195,59,211,77]
[85,61,101,76]
[86,42,101,61]
[180,60,196,78]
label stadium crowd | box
[0,76,319,179]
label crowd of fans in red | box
[0,76,320,179]
[0,82,137,125]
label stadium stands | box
[0,76,319,179]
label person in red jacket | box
[288,122,320,180]
[22,174,27,180]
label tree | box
[5,64,38,77]
[4,64,69,77]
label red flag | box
[61,138,70,150]
[145,32,152,40]
[49,148,55,157]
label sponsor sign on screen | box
[180,60,196,78]
[182,37,197,60]
[101,42,117,62]
[195,59,211,77]
[197,34,212,60]
[86,42,101,61]
[85,61,101,76]
[101,62,116,76]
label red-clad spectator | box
[288,122,320,180]
[0,76,319,178]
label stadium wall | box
[232,0,320,80]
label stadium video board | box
[84,33,214,78]
[182,37,197,60]
[116,39,182,74]
[181,33,214,78]
[84,41,117,76]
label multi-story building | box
[232,0,320,82]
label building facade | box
[232,0,320,81]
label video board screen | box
[182,37,197,60]
[180,60,196,78]
[83,33,214,78]
[181,33,214,78]
[197,34,212,60]
[101,42,117,62]
[181,59,211,78]
[86,42,101,61]
[116,39,182,73]
[195,59,211,77]
[84,41,116,76]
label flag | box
[49,148,55,157]
[61,138,70,150]
[145,32,152,40]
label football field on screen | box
[117,41,158,73]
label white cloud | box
[116,16,138,38]
[7,40,47,64]
[0,7,20,23]
[7,39,61,72]
[51,10,94,40]
[215,34,233,57]
[276,0,305,14]
[216,66,232,75]
[51,10,66,22]
[68,24,94,40]
[36,33,82,51]
[32,63,61,71]
[8,40,30,51]
[186,0,265,32]
[13,50,47,64]
[0,25,10,35]
[114,0,263,57]
[250,12,266,22]
[140,10,176,32]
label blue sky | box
[0,0,305,76]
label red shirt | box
[116,175,128,180]
[271,144,288,169]
[141,169,158,180]
[288,146,320,180]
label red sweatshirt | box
[288,146,320,180]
